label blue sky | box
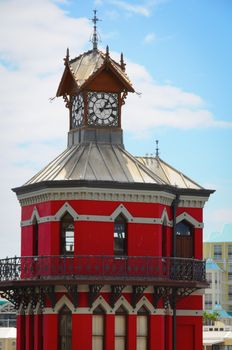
[0,0,231,257]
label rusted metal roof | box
[25,143,165,185]
[137,156,203,189]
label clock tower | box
[57,11,134,148]
[0,10,214,350]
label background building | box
[204,259,224,311]
[0,328,16,350]
[204,242,232,311]
[0,302,16,328]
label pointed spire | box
[90,9,101,51]
[106,45,110,59]
[64,47,70,66]
[120,52,126,71]
[155,140,159,157]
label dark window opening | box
[176,221,192,236]
[61,213,74,255]
[114,215,127,256]
[59,306,72,350]
[33,219,39,256]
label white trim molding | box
[17,187,177,207]
[176,212,203,228]
[21,204,203,228]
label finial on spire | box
[90,9,101,51]
[106,45,109,58]
[64,47,70,66]
[120,52,126,71]
[155,140,159,157]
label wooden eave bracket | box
[56,65,79,97]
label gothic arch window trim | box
[59,305,72,350]
[134,297,154,314]
[55,202,79,221]
[176,212,203,228]
[31,207,40,224]
[54,295,74,314]
[91,296,112,314]
[160,208,172,226]
[111,204,133,222]
[113,296,133,314]
[60,212,75,255]
[114,214,127,256]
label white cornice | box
[17,187,175,206]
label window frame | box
[60,213,75,255]
[114,215,127,256]
[59,305,72,350]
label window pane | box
[176,222,192,236]
[61,213,74,255]
[137,316,148,336]
[115,337,125,350]
[93,315,104,336]
[93,336,103,350]
[114,215,127,255]
[214,245,222,259]
[115,315,126,336]
[65,230,74,253]
[137,337,147,350]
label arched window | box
[92,306,105,350]
[59,305,72,350]
[114,215,127,256]
[32,218,38,256]
[137,306,149,350]
[61,213,74,255]
[176,220,194,258]
[115,306,127,350]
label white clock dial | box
[71,94,84,128]
[88,92,118,126]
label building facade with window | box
[204,242,232,311]
[204,259,224,311]
[0,12,214,350]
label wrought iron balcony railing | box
[0,255,206,284]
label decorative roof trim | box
[16,186,175,207]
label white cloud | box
[109,0,150,16]
[119,60,232,135]
[144,33,156,43]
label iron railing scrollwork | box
[0,255,206,283]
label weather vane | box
[90,9,101,50]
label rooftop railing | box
[0,255,206,284]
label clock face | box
[88,92,118,126]
[71,94,84,128]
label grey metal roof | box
[25,144,166,185]
[136,156,203,189]
[68,49,133,90]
